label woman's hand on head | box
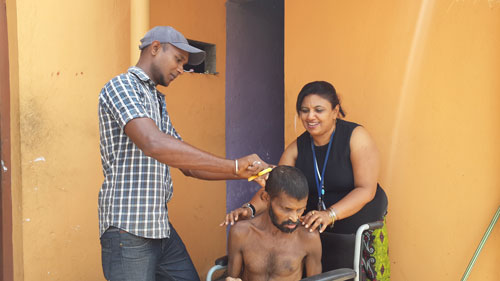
[220,207,252,226]
[301,210,333,233]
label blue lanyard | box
[311,131,335,206]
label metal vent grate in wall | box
[184,39,217,74]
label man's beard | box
[269,204,300,233]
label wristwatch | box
[243,203,256,218]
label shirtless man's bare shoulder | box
[230,222,321,281]
[296,224,321,249]
[226,166,322,281]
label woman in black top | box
[294,117,387,234]
[223,81,389,280]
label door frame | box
[0,1,14,280]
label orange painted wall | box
[150,0,227,278]
[285,1,500,280]
[6,0,130,280]
[5,0,227,279]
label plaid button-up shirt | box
[98,66,181,239]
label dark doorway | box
[225,0,284,212]
[0,1,13,280]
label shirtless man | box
[226,166,322,281]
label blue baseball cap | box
[139,26,206,65]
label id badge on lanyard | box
[318,196,326,211]
[311,130,335,212]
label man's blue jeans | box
[100,224,200,281]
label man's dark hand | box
[235,154,270,178]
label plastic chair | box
[206,221,384,281]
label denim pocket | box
[100,238,113,280]
[119,231,153,260]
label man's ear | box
[260,190,270,203]
[150,41,162,56]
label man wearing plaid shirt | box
[98,26,268,281]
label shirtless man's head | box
[264,166,309,233]
[226,166,322,281]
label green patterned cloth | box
[362,217,390,281]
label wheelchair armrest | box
[366,221,384,230]
[301,268,356,281]
[207,256,229,281]
[352,220,385,281]
[215,255,229,266]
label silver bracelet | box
[234,159,239,175]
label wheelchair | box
[206,221,384,281]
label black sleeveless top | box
[295,119,388,234]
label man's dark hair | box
[265,166,308,200]
[296,81,346,117]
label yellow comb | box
[247,167,273,182]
